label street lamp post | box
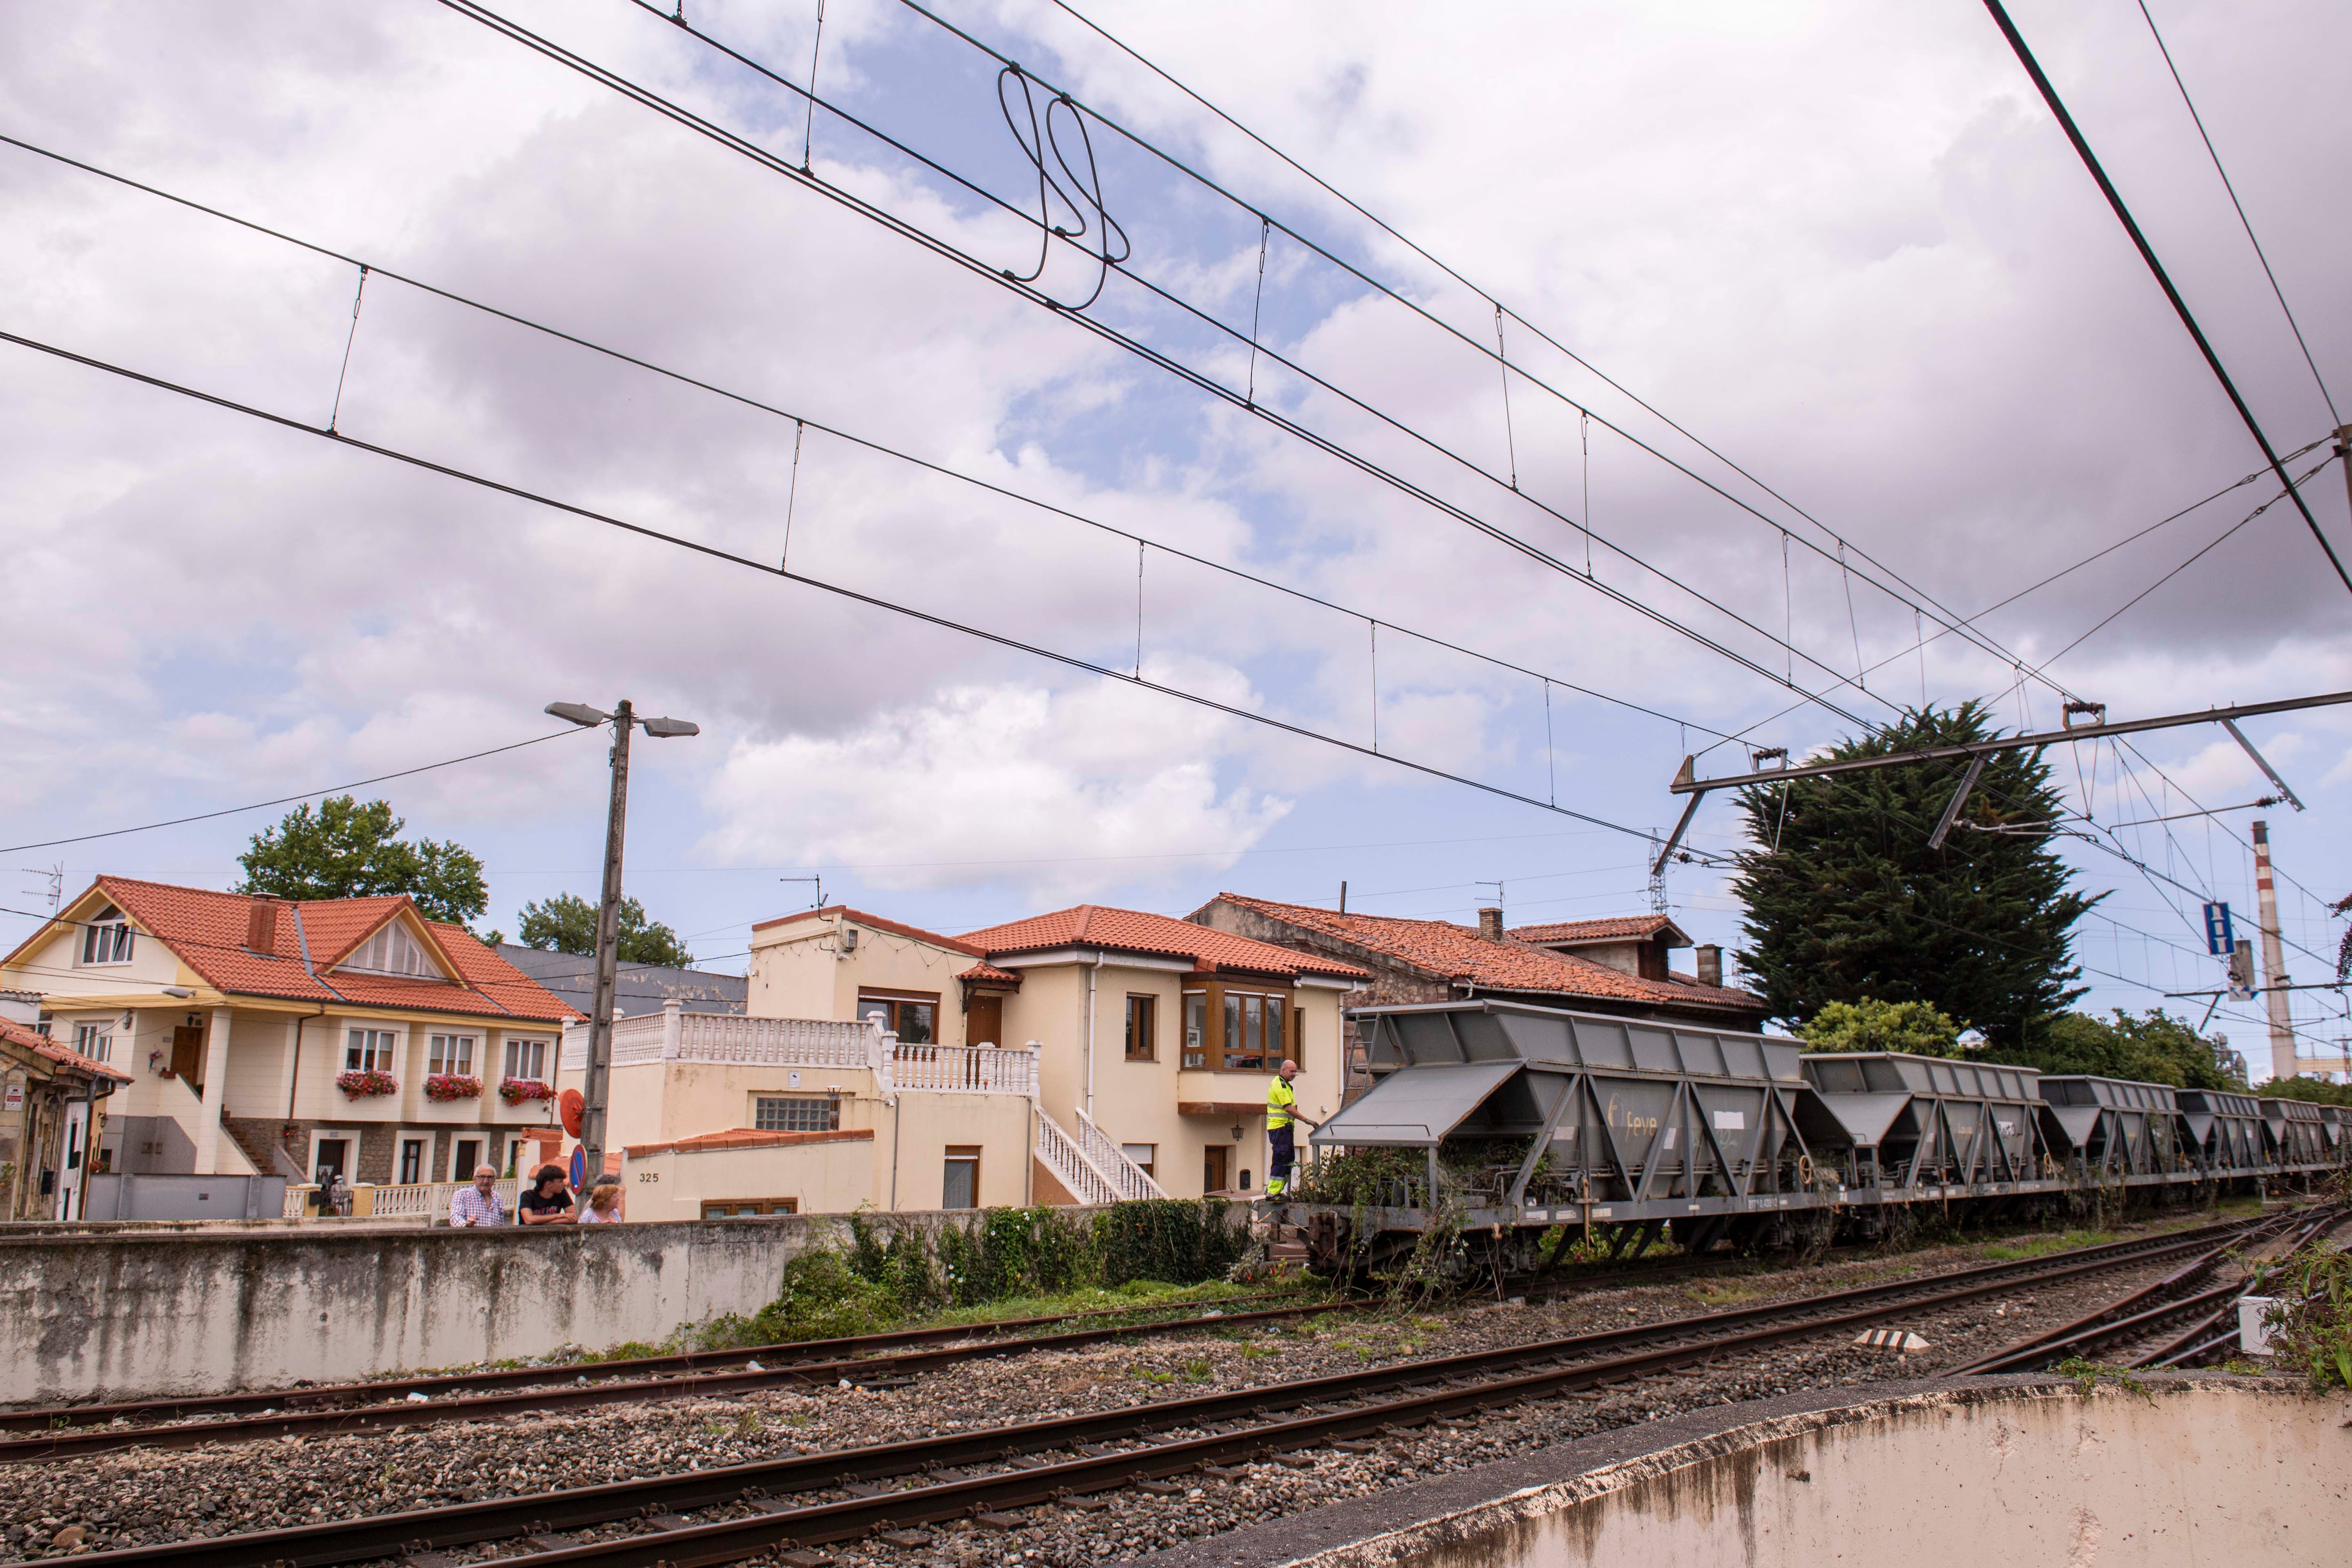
[545,698,699,1188]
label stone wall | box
[0,1207,997,1405]
[0,1202,1240,1405]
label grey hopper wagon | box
[1796,1053,2047,1195]
[2035,1076,2185,1180]
[1311,1000,1816,1244]
[2258,1097,2329,1167]
[2319,1106,2347,1160]
[2175,1089,2266,1177]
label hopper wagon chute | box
[2259,1096,2329,1169]
[1795,1053,2046,1199]
[2175,1089,2266,1180]
[1302,1000,1817,1273]
[2034,1076,2185,1182]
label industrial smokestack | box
[1478,906,1503,942]
[1695,944,1723,988]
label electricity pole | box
[546,698,700,1188]
[2250,819,2295,1084]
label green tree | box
[1731,702,2096,1050]
[2257,1073,2352,1108]
[238,796,487,926]
[1993,1008,2246,1090]
[1798,997,1963,1056]
[516,892,694,967]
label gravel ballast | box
[0,1212,2276,1562]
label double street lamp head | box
[545,701,699,738]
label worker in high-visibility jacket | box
[1264,1058,1318,1198]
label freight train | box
[1291,998,2345,1278]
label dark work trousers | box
[1268,1124,1295,1193]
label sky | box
[4,0,2349,1075]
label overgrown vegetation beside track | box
[612,1199,1270,1356]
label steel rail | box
[2131,1207,2347,1369]
[21,1217,2278,1568]
[1940,1208,2305,1376]
[0,1292,1302,1435]
[0,1299,1357,1461]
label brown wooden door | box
[967,994,1004,1048]
[169,1025,204,1087]
[1202,1143,1230,1195]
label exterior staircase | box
[1034,1107,1166,1206]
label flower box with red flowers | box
[424,1073,482,1102]
[499,1077,556,1107]
[335,1069,399,1099]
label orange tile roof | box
[1507,914,1687,946]
[0,1016,132,1082]
[957,960,1024,985]
[960,904,1368,982]
[1206,894,1763,1015]
[623,1127,876,1158]
[36,877,575,1024]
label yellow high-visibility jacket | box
[1266,1077,1297,1130]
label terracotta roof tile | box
[1507,914,1685,945]
[65,877,575,1024]
[1207,894,1763,1015]
[0,1016,132,1082]
[957,960,1024,985]
[960,904,1368,982]
[623,1126,877,1158]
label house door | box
[59,1101,89,1220]
[314,1137,350,1186]
[398,1138,425,1185]
[170,1024,205,1087]
[1202,1143,1230,1195]
[451,1137,483,1183]
[967,994,1003,1048]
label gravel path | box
[0,1211,2264,1562]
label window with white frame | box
[345,1028,396,1072]
[338,921,445,980]
[72,1023,112,1063]
[80,906,134,966]
[502,1037,549,1082]
[428,1034,476,1075]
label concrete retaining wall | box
[1276,1380,2351,1568]
[0,1206,1097,1405]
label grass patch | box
[1977,1227,2115,1261]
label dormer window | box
[339,920,446,981]
[80,906,134,966]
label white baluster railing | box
[891,1044,1040,1097]
[1033,1109,1122,1206]
[364,1178,521,1220]
[562,1014,881,1072]
[1074,1105,1169,1201]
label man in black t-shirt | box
[517,1164,577,1225]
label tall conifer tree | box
[1731,702,2095,1047]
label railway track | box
[0,1290,1308,1440]
[24,1211,2291,1568]
[1943,1205,2327,1375]
[0,1293,1358,1461]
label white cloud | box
[698,679,1291,899]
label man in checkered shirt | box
[449,1164,508,1227]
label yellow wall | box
[620,1135,879,1221]
[748,914,985,1045]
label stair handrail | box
[1033,1108,1122,1206]
[1073,1104,1170,1201]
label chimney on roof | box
[1477,906,1503,942]
[1695,944,1723,988]
[246,896,283,956]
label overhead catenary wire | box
[0,131,1732,745]
[2134,0,2338,427]
[1981,0,2352,597]
[0,729,594,857]
[0,324,1739,866]
[469,0,1945,729]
